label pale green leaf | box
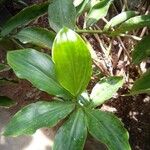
[111,15,150,36]
[132,35,150,64]
[1,2,49,36]
[3,101,75,136]
[86,0,113,27]
[85,109,131,150]
[104,11,139,31]
[52,27,92,97]
[53,108,87,150]
[7,49,72,98]
[90,76,124,106]
[48,0,76,32]
[15,27,55,49]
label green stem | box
[76,29,105,34]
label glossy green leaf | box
[1,2,49,36]
[7,49,71,98]
[15,27,55,49]
[85,109,131,150]
[48,0,76,32]
[104,11,139,31]
[131,70,150,95]
[111,15,150,36]
[0,96,16,108]
[90,76,124,106]
[53,108,87,150]
[52,27,92,97]
[86,0,113,27]
[132,35,150,64]
[3,101,75,136]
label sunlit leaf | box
[7,49,72,98]
[86,0,113,27]
[111,15,150,36]
[3,101,75,136]
[104,11,139,31]
[131,70,150,95]
[90,76,124,106]
[53,108,87,150]
[48,0,76,32]
[1,2,49,36]
[52,27,92,97]
[85,108,131,150]
[132,35,150,64]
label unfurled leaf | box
[53,108,87,150]
[52,27,92,97]
[1,2,49,36]
[131,70,150,95]
[104,11,139,31]
[111,15,150,36]
[15,27,55,49]
[48,0,76,32]
[85,109,131,150]
[86,0,113,27]
[132,35,150,64]
[73,0,84,7]
[90,76,124,106]
[7,49,71,98]
[0,96,16,108]
[3,101,75,136]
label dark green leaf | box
[48,0,76,32]
[15,27,55,49]
[1,2,49,36]
[53,108,87,150]
[111,15,150,36]
[0,96,16,108]
[131,70,150,95]
[90,76,124,106]
[86,0,113,27]
[52,27,92,97]
[104,11,139,31]
[3,101,75,136]
[7,49,71,98]
[132,35,150,64]
[85,109,131,150]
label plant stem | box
[76,29,104,34]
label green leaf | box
[131,70,150,95]
[1,2,49,36]
[53,108,87,150]
[132,35,150,64]
[73,0,84,7]
[15,27,55,49]
[104,11,139,31]
[0,96,16,108]
[3,101,75,136]
[85,109,131,150]
[90,76,124,106]
[76,0,91,16]
[52,27,92,97]
[48,0,76,32]
[0,63,10,72]
[86,0,113,27]
[111,15,150,36]
[7,49,71,98]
